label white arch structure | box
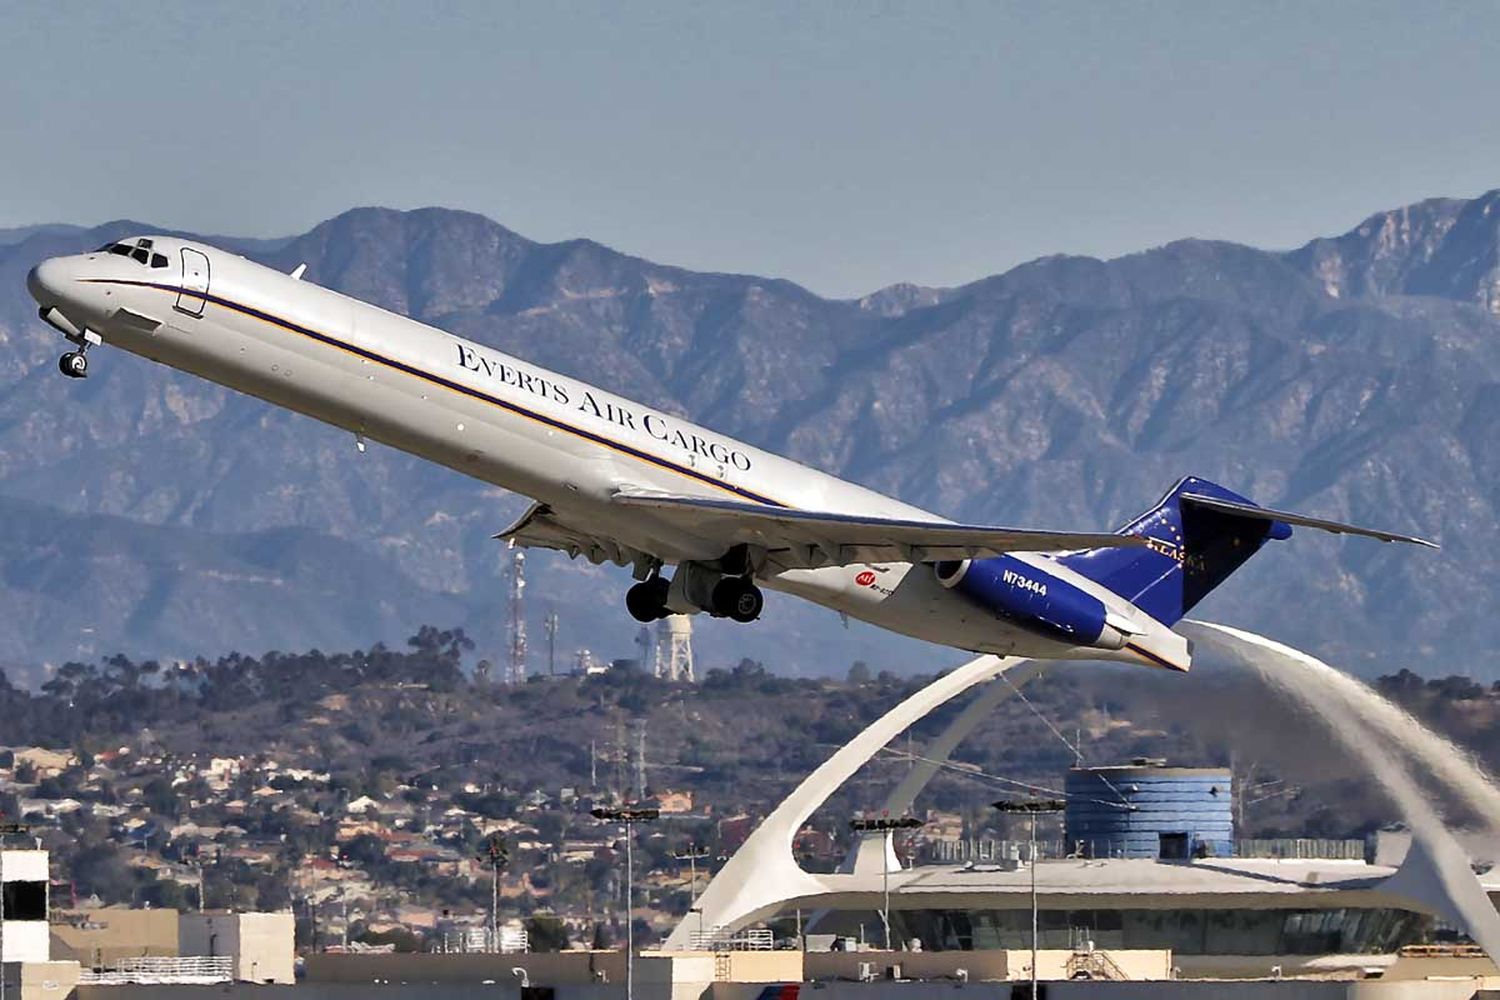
[664,626,1500,958]
[663,652,1041,948]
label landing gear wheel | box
[626,576,671,622]
[712,577,764,623]
[59,351,88,379]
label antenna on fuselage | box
[289,263,308,280]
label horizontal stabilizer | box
[1179,493,1439,549]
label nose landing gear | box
[56,327,100,380]
[58,350,89,379]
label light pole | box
[992,799,1065,1000]
[848,816,923,951]
[593,806,659,1000]
[477,834,510,952]
[671,845,712,944]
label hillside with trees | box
[2,627,1495,946]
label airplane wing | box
[496,502,656,569]
[606,488,1146,571]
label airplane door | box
[177,248,210,317]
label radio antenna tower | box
[655,615,696,682]
[507,546,527,685]
[544,610,559,677]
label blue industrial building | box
[1064,760,1234,859]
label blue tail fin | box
[1056,477,1292,626]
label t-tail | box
[1054,475,1436,669]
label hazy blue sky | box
[5,2,1500,296]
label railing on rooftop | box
[689,926,775,951]
[77,955,233,985]
[1234,838,1367,861]
[921,836,1368,863]
[437,926,529,954]
[920,838,1064,864]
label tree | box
[846,661,872,685]
[341,834,387,869]
[591,921,614,949]
[142,777,180,817]
[526,914,571,952]
[71,842,135,903]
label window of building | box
[2,881,45,921]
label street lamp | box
[848,815,923,951]
[671,844,713,945]
[592,806,659,1000]
[476,834,510,953]
[991,799,1065,1000]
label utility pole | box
[634,720,648,802]
[592,807,659,1000]
[613,719,626,797]
[992,799,1065,1000]
[848,816,923,951]
[671,845,712,945]
[477,834,510,952]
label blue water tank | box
[1063,761,1233,859]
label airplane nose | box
[26,258,66,307]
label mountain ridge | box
[2,190,1499,679]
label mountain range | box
[4,190,1500,680]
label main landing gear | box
[626,569,764,624]
[626,576,671,622]
[711,576,764,623]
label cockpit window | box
[102,239,169,266]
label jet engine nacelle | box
[935,555,1129,650]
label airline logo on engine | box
[855,570,877,587]
[1002,567,1048,597]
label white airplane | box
[26,236,1435,672]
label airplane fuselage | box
[26,237,1175,667]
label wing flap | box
[495,502,651,568]
[1179,493,1439,549]
[610,488,1145,571]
